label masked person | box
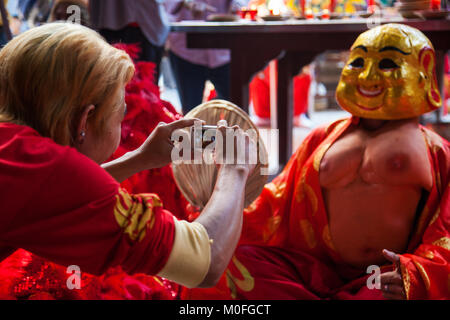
[186,24,450,300]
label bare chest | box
[317,122,433,267]
[319,123,432,190]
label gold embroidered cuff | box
[157,217,211,288]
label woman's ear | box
[76,104,96,145]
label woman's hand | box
[380,249,406,300]
[214,120,258,177]
[136,119,200,170]
[102,119,199,182]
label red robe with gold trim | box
[186,117,450,300]
[0,122,177,299]
[0,45,190,300]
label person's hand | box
[380,249,406,300]
[184,0,217,19]
[10,17,22,36]
[214,120,258,176]
[136,119,200,170]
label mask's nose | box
[358,60,382,88]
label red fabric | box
[0,249,179,300]
[0,122,177,298]
[207,89,217,101]
[250,66,271,119]
[112,43,191,221]
[444,55,449,115]
[294,72,311,116]
[249,62,311,119]
[185,117,450,300]
[226,245,385,300]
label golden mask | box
[336,24,442,120]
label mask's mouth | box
[357,85,384,97]
[356,103,383,111]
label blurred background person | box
[0,0,11,46]
[48,0,89,26]
[165,0,248,114]
[18,0,53,28]
[7,0,24,36]
[89,0,169,83]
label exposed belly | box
[323,180,421,268]
[318,120,432,268]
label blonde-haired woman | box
[0,23,255,289]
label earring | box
[79,131,86,145]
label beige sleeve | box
[157,217,212,288]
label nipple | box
[386,153,409,172]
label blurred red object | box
[239,8,258,20]
[238,8,247,19]
[248,9,258,20]
[431,0,441,9]
[250,61,311,120]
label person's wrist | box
[218,164,250,178]
[127,148,153,172]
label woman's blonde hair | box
[0,22,135,145]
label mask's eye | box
[379,58,399,70]
[349,57,364,68]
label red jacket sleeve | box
[399,184,450,299]
[1,143,176,277]
[240,121,332,246]
[398,131,450,300]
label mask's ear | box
[419,47,441,109]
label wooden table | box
[171,18,450,168]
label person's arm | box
[1,122,255,288]
[379,136,450,300]
[102,119,198,183]
[154,165,250,288]
[157,124,257,287]
[194,165,249,287]
[380,205,450,300]
[0,144,177,277]
[164,0,185,16]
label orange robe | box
[186,117,450,300]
